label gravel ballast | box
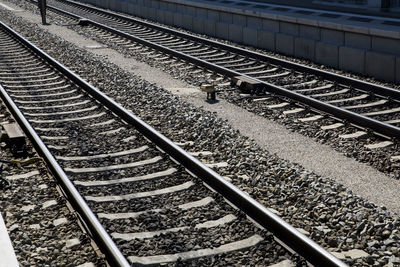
[0,1,399,265]
[0,104,104,265]
[43,0,400,183]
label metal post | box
[38,0,47,25]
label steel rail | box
[41,1,400,139]
[61,0,400,102]
[1,16,347,267]
[0,55,131,267]
[0,21,131,267]
[0,85,131,267]
[46,0,400,139]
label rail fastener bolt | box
[200,84,217,102]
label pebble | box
[296,228,310,236]
[29,224,41,230]
[65,238,81,249]
[21,205,36,212]
[53,218,68,227]
[42,200,57,209]
[342,249,370,259]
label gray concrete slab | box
[257,30,275,50]
[366,51,396,82]
[321,28,344,45]
[182,14,193,30]
[247,16,262,29]
[220,11,233,23]
[196,7,207,18]
[297,15,319,27]
[207,9,219,21]
[193,17,205,34]
[276,33,294,55]
[262,18,279,32]
[280,21,299,36]
[108,0,116,10]
[372,36,400,55]
[315,41,339,68]
[121,2,128,15]
[144,7,152,18]
[277,13,298,24]
[259,11,278,21]
[160,1,168,10]
[127,2,135,16]
[339,46,366,74]
[232,13,246,26]
[151,0,159,9]
[317,19,343,31]
[294,37,315,60]
[243,27,258,47]
[114,0,122,12]
[342,21,370,35]
[299,25,320,40]
[186,5,196,16]
[98,0,106,8]
[164,10,174,25]
[167,2,177,12]
[173,13,183,27]
[156,9,165,23]
[177,3,185,13]
[216,22,229,39]
[148,7,157,21]
[204,20,216,37]
[228,24,243,43]
[345,32,371,49]
[133,5,142,16]
[369,24,400,39]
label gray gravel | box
[1,1,400,265]
[0,4,300,266]
[25,0,400,211]
[0,104,104,266]
[47,0,400,182]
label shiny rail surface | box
[45,0,400,139]
[0,17,346,267]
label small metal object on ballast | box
[1,123,26,156]
[78,18,90,26]
[200,84,216,101]
[231,76,263,94]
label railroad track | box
[36,0,400,142]
[0,18,345,266]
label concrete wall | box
[78,0,400,83]
[317,0,399,8]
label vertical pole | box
[38,0,47,25]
